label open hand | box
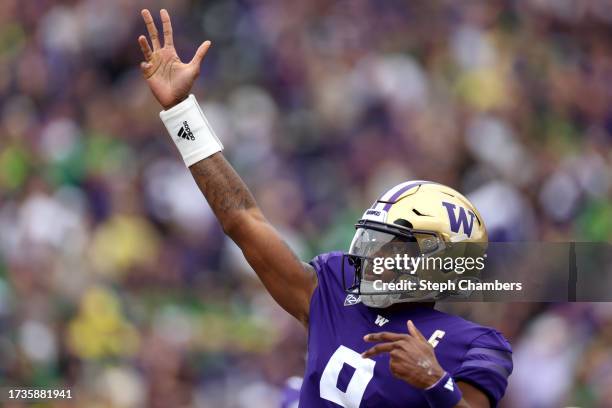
[138,9,211,109]
[362,320,445,389]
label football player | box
[138,9,512,408]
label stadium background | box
[1,0,611,407]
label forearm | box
[188,152,316,324]
[188,153,261,238]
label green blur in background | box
[0,0,611,407]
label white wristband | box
[159,94,223,167]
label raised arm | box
[138,9,316,325]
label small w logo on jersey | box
[442,202,476,237]
[444,377,454,392]
[374,315,389,327]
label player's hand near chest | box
[362,320,490,408]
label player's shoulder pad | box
[441,314,512,352]
[470,327,513,354]
[458,320,513,375]
[453,326,513,407]
[308,251,348,297]
[309,251,345,277]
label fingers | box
[361,342,399,359]
[141,9,161,50]
[138,35,153,61]
[407,320,427,342]
[160,9,173,48]
[364,331,407,343]
[140,61,153,78]
[190,40,212,68]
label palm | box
[138,9,210,110]
[143,48,193,109]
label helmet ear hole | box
[393,218,413,229]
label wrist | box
[422,372,463,408]
[421,365,446,389]
[162,94,189,110]
[159,94,223,166]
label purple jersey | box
[299,252,513,408]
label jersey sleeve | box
[308,251,345,292]
[452,329,513,407]
[307,251,347,324]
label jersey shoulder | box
[309,251,347,293]
[439,312,512,352]
[309,251,345,274]
[445,313,513,407]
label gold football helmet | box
[343,181,488,307]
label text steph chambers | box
[372,279,523,292]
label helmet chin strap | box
[361,293,397,308]
[359,275,442,307]
[359,280,400,308]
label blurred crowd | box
[0,0,611,407]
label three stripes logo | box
[177,121,195,141]
[444,377,454,392]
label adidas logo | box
[178,121,195,141]
[444,377,454,392]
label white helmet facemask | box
[342,220,446,308]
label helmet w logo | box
[442,202,476,237]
